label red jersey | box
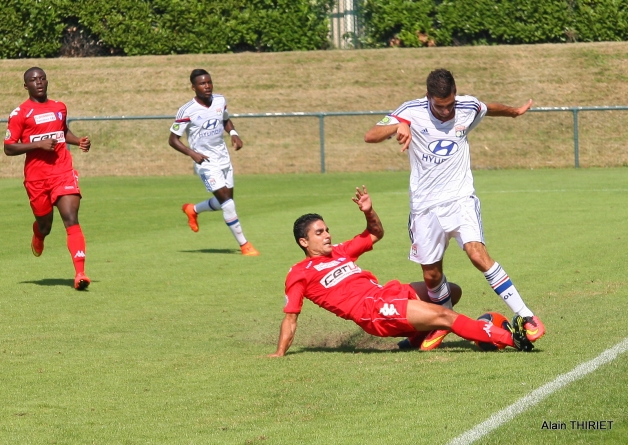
[284,230,383,322]
[5,98,73,181]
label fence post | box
[319,113,326,173]
[572,109,580,168]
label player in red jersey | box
[268,186,534,357]
[4,67,92,290]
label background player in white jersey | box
[364,68,544,350]
[168,69,259,256]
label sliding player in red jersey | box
[268,185,533,357]
[4,67,92,290]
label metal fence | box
[3,106,627,173]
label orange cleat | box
[182,204,199,232]
[74,272,91,290]
[31,234,44,257]
[523,315,546,342]
[420,329,451,351]
[240,242,260,256]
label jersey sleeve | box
[465,98,487,133]
[170,106,191,136]
[4,107,24,144]
[283,268,306,314]
[336,230,373,261]
[378,101,412,126]
[223,98,230,122]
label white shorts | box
[408,195,485,265]
[194,161,234,192]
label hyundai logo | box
[428,140,459,157]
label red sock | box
[451,315,514,348]
[66,224,86,275]
[32,221,44,240]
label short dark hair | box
[426,69,456,98]
[190,68,210,85]
[293,213,324,252]
[24,66,44,82]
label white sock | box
[484,262,533,317]
[427,275,453,310]
[194,197,221,213]
[221,199,247,246]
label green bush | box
[361,0,628,47]
[0,0,334,58]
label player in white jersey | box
[364,68,544,349]
[169,69,259,256]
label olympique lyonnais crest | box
[455,125,466,137]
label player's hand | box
[191,152,209,164]
[396,122,411,152]
[514,99,533,117]
[78,136,91,152]
[38,139,57,151]
[352,185,372,213]
[232,135,243,151]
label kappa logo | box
[379,303,400,317]
[9,107,20,118]
[482,322,492,338]
[320,262,361,288]
[74,250,86,259]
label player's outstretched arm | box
[365,122,411,152]
[352,185,384,243]
[268,313,299,357]
[486,99,533,118]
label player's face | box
[300,220,332,257]
[24,70,48,101]
[192,75,213,101]
[428,92,456,122]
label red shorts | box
[24,169,81,216]
[356,280,418,338]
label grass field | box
[2,42,628,177]
[1,169,627,444]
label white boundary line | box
[447,337,628,445]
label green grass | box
[1,169,627,444]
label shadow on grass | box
[20,278,75,287]
[180,248,240,255]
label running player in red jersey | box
[268,186,534,357]
[4,67,92,290]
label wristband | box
[229,130,239,137]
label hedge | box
[362,0,628,47]
[1,0,627,58]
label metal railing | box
[3,106,628,172]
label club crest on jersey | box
[455,125,466,137]
[57,112,63,121]
[216,108,222,114]
[428,140,459,157]
[320,262,361,288]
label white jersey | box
[170,94,231,167]
[381,95,487,213]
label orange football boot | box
[240,242,260,256]
[420,329,451,351]
[182,204,199,232]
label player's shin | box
[66,224,86,274]
[451,314,514,348]
[427,275,452,309]
[483,262,533,317]
[221,199,248,245]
